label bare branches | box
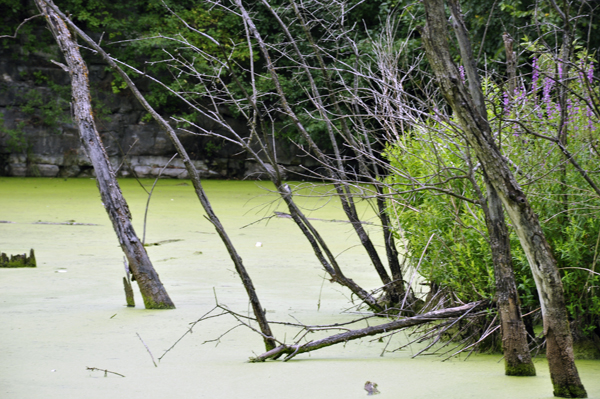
[250,301,489,362]
[38,0,276,351]
[0,14,43,39]
[136,333,157,367]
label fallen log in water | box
[250,300,489,362]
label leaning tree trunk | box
[447,0,535,376]
[35,0,174,309]
[422,0,585,396]
[38,0,276,350]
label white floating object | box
[255,242,262,247]
[56,269,67,273]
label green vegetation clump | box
[0,249,36,268]
[385,49,600,346]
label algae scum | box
[1,177,599,399]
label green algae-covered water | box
[1,177,599,399]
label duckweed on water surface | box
[0,177,599,399]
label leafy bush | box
[386,50,600,339]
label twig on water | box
[142,153,178,245]
[159,305,224,362]
[136,332,158,367]
[86,367,125,377]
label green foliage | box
[385,125,497,304]
[387,49,600,338]
[0,118,28,152]
[203,139,222,158]
[492,50,600,337]
[20,87,69,130]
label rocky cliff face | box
[0,43,314,180]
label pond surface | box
[1,177,599,399]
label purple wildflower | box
[565,98,573,130]
[543,77,554,101]
[543,77,555,118]
[587,105,595,131]
[531,58,539,93]
[458,65,466,83]
[503,91,511,115]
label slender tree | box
[38,0,279,350]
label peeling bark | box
[35,0,174,309]
[421,0,585,396]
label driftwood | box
[86,367,125,378]
[250,300,488,362]
[123,254,135,307]
[123,277,135,307]
[0,249,36,268]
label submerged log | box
[0,249,36,268]
[250,300,489,362]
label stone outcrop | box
[0,43,316,180]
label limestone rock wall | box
[0,45,315,180]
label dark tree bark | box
[422,0,585,396]
[35,0,174,309]
[482,181,536,376]
[448,0,535,376]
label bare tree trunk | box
[483,180,536,376]
[35,0,174,309]
[39,0,276,350]
[422,0,585,396]
[449,0,534,376]
[287,0,403,303]
[502,33,517,97]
